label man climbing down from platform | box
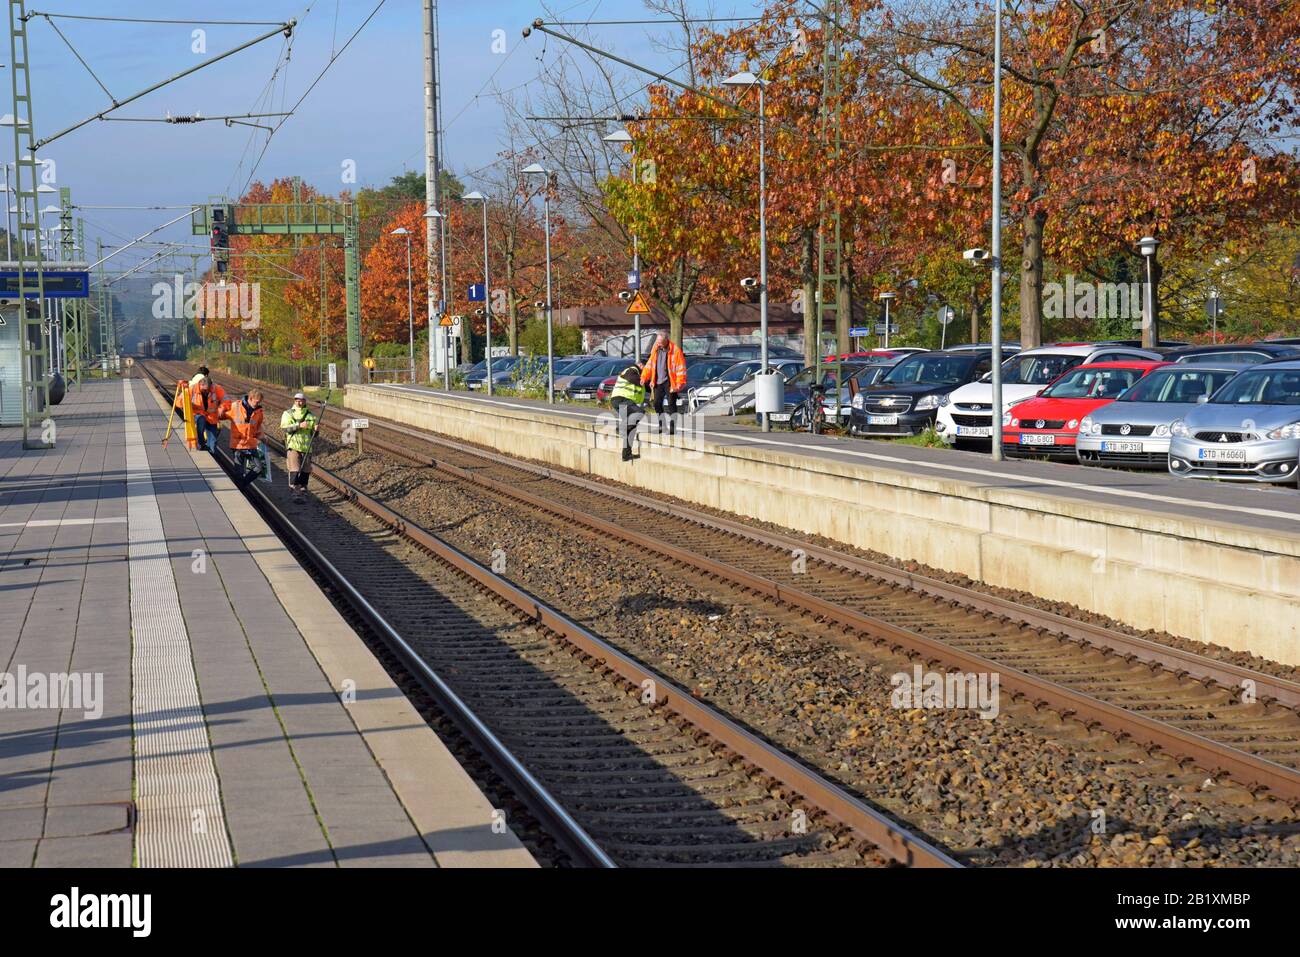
[190,375,226,454]
[640,332,687,435]
[280,391,318,498]
[222,389,266,487]
[609,360,646,462]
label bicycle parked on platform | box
[788,382,828,434]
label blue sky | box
[20,0,760,276]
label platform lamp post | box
[0,117,14,259]
[522,163,555,403]
[988,0,1006,462]
[1137,235,1159,349]
[424,208,449,387]
[0,164,10,259]
[722,70,769,429]
[40,206,64,373]
[463,190,493,394]
[391,227,416,383]
[602,128,643,359]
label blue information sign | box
[0,270,90,299]
[467,283,486,302]
[848,326,872,337]
[627,269,640,290]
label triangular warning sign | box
[625,290,652,315]
[439,314,454,326]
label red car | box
[596,375,619,401]
[1002,361,1169,459]
[823,350,899,363]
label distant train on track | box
[150,335,174,360]
[134,335,174,360]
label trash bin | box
[754,369,784,415]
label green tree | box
[519,316,581,356]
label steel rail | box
[136,363,613,869]
[301,459,960,867]
[201,370,1300,712]
[139,362,959,868]
[370,428,1300,801]
[150,363,1300,802]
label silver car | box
[1076,365,1247,469]
[1168,360,1300,485]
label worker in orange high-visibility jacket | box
[221,389,265,486]
[174,366,211,413]
[640,332,688,435]
[189,376,226,454]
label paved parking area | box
[0,377,534,868]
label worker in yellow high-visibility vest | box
[609,361,646,462]
[279,392,317,497]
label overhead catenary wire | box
[32,18,296,148]
[238,0,388,195]
[25,12,289,26]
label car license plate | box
[1019,433,1056,446]
[868,414,898,425]
[769,412,791,422]
[1100,441,1143,453]
[468,382,481,390]
[571,392,593,400]
[955,426,991,437]
[1197,447,1247,462]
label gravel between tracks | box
[275,426,1300,867]
[424,421,1300,687]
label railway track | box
[139,360,957,868]
[150,361,1300,808]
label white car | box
[688,358,802,412]
[934,343,1161,446]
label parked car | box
[851,349,994,437]
[1075,364,1248,469]
[1164,342,1300,364]
[1168,360,1300,486]
[688,358,804,411]
[935,343,1162,447]
[553,357,610,392]
[1002,361,1168,459]
[947,342,1023,354]
[465,355,521,389]
[711,342,802,360]
[564,358,634,401]
[822,350,908,363]
[847,362,899,392]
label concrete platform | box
[348,384,1300,666]
[0,378,536,868]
